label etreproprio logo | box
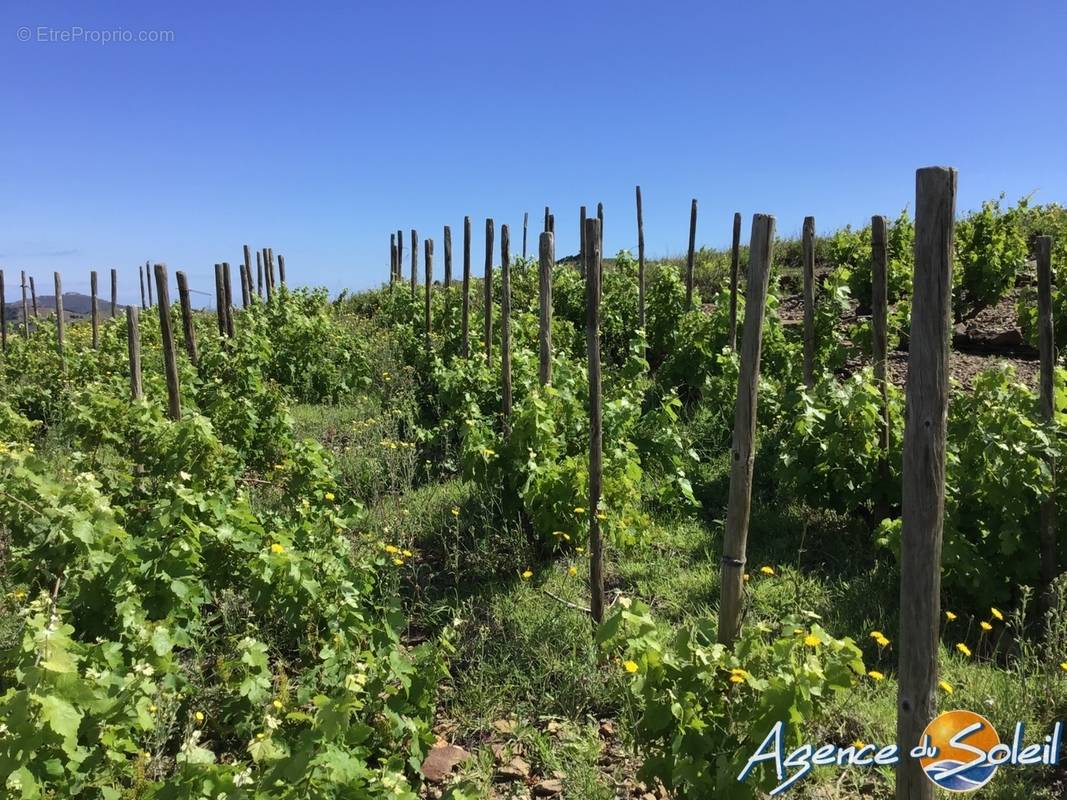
[739,710,1063,795]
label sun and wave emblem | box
[919,710,1000,792]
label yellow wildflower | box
[574,507,586,514]
[991,607,1004,621]
[742,574,750,583]
[980,621,993,632]
[393,558,404,566]
[568,566,577,576]
[869,631,884,640]
[272,700,282,710]
[945,611,957,621]
[402,549,413,558]
[194,711,205,723]
[760,566,775,576]
[324,492,335,502]
[270,543,285,554]
[1059,661,1067,672]
[384,544,399,554]
[803,635,820,647]
[867,670,885,681]
[451,506,460,516]
[521,569,533,580]
[939,680,954,694]
[623,660,639,674]
[729,674,745,684]
[956,643,972,657]
[483,448,496,457]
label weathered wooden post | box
[176,271,199,367]
[139,265,147,309]
[30,276,38,318]
[596,202,604,294]
[256,251,264,298]
[390,233,397,286]
[729,212,741,350]
[277,255,286,287]
[717,214,776,646]
[544,206,550,233]
[579,206,587,278]
[424,238,433,352]
[54,272,66,369]
[444,226,453,288]
[802,216,816,387]
[686,198,698,310]
[895,167,956,800]
[154,263,182,421]
[243,245,253,306]
[0,271,6,353]
[872,216,891,497]
[636,186,645,331]
[222,262,235,337]
[462,216,472,358]
[1037,235,1057,615]
[522,212,529,259]
[548,214,555,234]
[267,248,276,291]
[110,268,118,319]
[20,271,29,337]
[410,230,418,297]
[484,218,494,362]
[90,270,100,349]
[145,261,154,306]
[585,217,605,626]
[214,265,227,337]
[501,224,512,428]
[539,231,554,385]
[127,306,143,400]
[396,229,404,289]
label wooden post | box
[895,167,956,800]
[596,202,604,293]
[872,216,891,496]
[90,270,99,349]
[154,264,182,421]
[139,265,147,309]
[145,261,153,306]
[21,271,29,337]
[410,230,418,297]
[396,229,404,289]
[501,224,512,426]
[686,198,697,310]
[222,262,235,337]
[539,231,554,385]
[579,206,587,278]
[802,216,816,387]
[30,276,38,318]
[548,214,555,234]
[127,306,143,400]
[462,216,472,358]
[636,186,645,331]
[262,249,272,302]
[424,238,433,351]
[585,217,605,626]
[1037,235,1057,615]
[544,206,550,233]
[444,225,453,288]
[484,218,494,362]
[214,264,227,337]
[268,249,277,294]
[54,272,65,368]
[176,271,199,367]
[717,214,776,647]
[110,268,118,318]
[256,251,264,298]
[242,245,253,307]
[277,254,286,287]
[0,271,6,353]
[729,212,741,350]
[522,212,529,259]
[390,233,397,286]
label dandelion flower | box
[568,566,577,576]
[270,543,285,554]
[853,740,866,749]
[991,607,1004,621]
[869,631,885,640]
[384,544,399,554]
[760,566,775,576]
[483,448,496,457]
[521,569,533,580]
[272,700,282,710]
[596,512,607,520]
[875,635,890,648]
[574,507,586,514]
[1060,661,1067,672]
[324,491,335,502]
[729,674,745,684]
[402,549,413,558]
[623,660,639,673]
[194,711,205,722]
[980,621,993,632]
[945,611,957,621]
[451,506,460,517]
[867,670,885,681]
[939,680,954,694]
[393,558,404,566]
[148,704,157,713]
[803,635,820,647]
[956,643,972,657]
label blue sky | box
[1,0,1065,304]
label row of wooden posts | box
[385,169,1056,800]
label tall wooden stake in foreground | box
[522,212,528,259]
[686,198,698,310]
[54,272,66,369]
[390,233,397,286]
[223,263,235,337]
[1036,235,1057,614]
[871,216,891,494]
[585,217,605,626]
[243,245,253,306]
[139,266,147,309]
[154,264,182,421]
[256,251,263,298]
[729,212,741,350]
[21,271,29,337]
[110,268,118,318]
[636,186,646,331]
[484,219,495,363]
[462,216,472,358]
[30,277,38,318]
[277,255,286,287]
[424,238,433,351]
[214,265,227,337]
[717,214,776,646]
[802,216,816,387]
[500,225,513,428]
[176,271,199,367]
[145,261,154,306]
[410,230,418,297]
[444,225,453,288]
[539,231,554,386]
[896,166,956,800]
[90,270,100,348]
[127,306,143,400]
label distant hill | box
[2,292,127,323]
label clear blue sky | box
[2,0,1065,304]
